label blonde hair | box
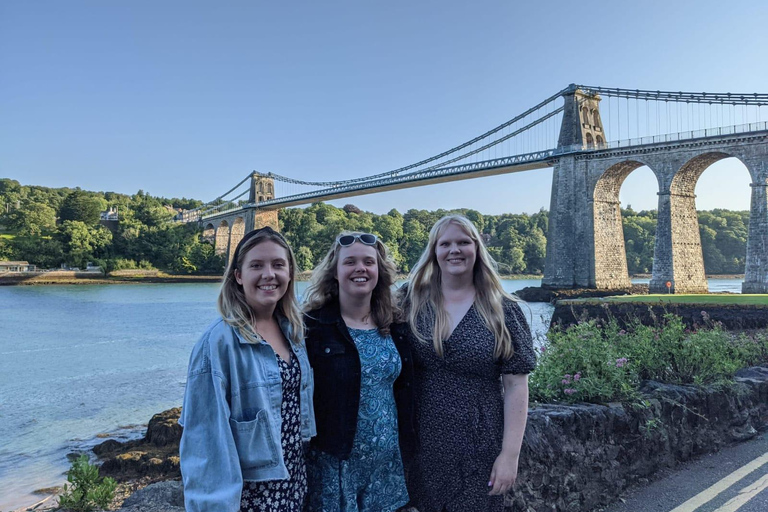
[404,215,515,359]
[218,227,305,344]
[303,232,399,336]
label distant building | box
[0,261,36,272]
[100,206,119,221]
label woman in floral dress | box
[303,232,415,512]
[402,215,536,512]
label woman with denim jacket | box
[302,232,415,512]
[179,227,316,512]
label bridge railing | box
[594,120,768,151]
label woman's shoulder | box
[193,318,241,355]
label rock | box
[116,481,184,511]
[94,408,182,481]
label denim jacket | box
[179,316,316,512]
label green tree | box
[5,200,57,236]
[59,190,105,225]
[57,221,113,268]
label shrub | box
[57,454,117,512]
[530,314,768,404]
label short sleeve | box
[501,299,537,375]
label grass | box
[0,233,15,240]
[564,294,768,305]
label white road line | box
[711,472,768,512]
[668,451,768,512]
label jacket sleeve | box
[180,357,243,511]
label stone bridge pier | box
[543,124,768,293]
[201,173,279,264]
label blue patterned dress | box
[307,327,409,512]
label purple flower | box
[615,357,628,368]
[573,373,581,382]
[564,388,576,395]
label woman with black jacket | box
[303,232,414,512]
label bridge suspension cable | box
[576,85,768,105]
[264,86,571,187]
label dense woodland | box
[0,178,750,276]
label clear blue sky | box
[1,0,766,215]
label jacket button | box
[324,347,331,354]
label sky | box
[1,0,766,215]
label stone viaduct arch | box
[591,159,658,289]
[544,125,768,293]
[202,173,280,262]
[215,221,230,256]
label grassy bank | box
[565,294,768,305]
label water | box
[0,277,744,510]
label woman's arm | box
[180,369,243,511]
[488,373,529,496]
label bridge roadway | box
[600,432,768,512]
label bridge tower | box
[543,85,623,289]
[241,171,279,234]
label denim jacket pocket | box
[229,410,279,470]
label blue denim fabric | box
[179,317,316,512]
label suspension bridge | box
[178,84,768,294]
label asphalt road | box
[600,432,768,512]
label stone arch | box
[596,135,604,145]
[215,220,230,256]
[268,183,274,195]
[586,133,594,146]
[581,106,590,125]
[664,151,742,293]
[229,217,246,264]
[202,223,215,244]
[593,109,601,126]
[592,160,657,289]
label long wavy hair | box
[218,227,304,345]
[404,215,516,359]
[303,232,398,336]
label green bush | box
[530,314,768,404]
[57,454,117,512]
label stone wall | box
[102,369,768,512]
[507,367,768,511]
[551,301,768,330]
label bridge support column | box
[592,198,631,289]
[743,182,768,293]
[650,190,708,294]
[246,210,279,233]
[543,158,577,288]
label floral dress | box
[307,328,409,512]
[240,354,307,512]
[407,299,537,512]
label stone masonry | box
[543,87,768,293]
[202,173,279,263]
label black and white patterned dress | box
[240,354,307,512]
[407,299,537,512]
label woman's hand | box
[488,450,520,495]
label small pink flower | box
[615,357,628,368]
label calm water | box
[0,278,744,510]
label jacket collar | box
[233,312,294,345]
[307,301,344,325]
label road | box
[600,432,768,512]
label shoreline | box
[0,272,546,287]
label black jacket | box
[304,302,416,461]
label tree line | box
[0,178,750,276]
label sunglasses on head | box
[336,233,378,247]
